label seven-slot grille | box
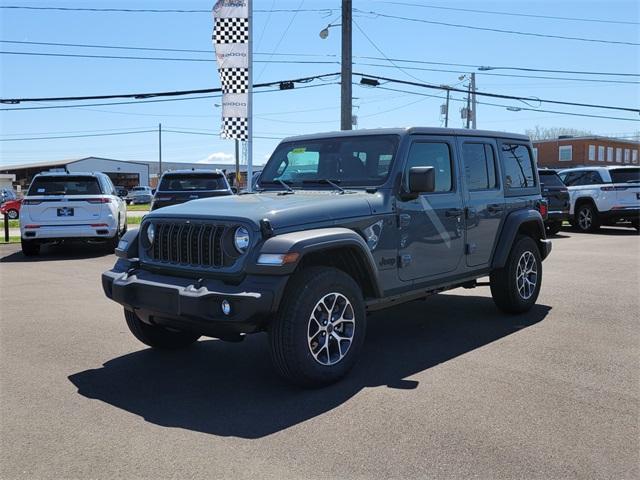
[148,222,228,268]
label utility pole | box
[234,139,240,188]
[444,88,450,127]
[470,72,477,129]
[465,82,471,129]
[341,0,352,131]
[158,123,162,179]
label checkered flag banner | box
[212,0,250,141]
[221,117,248,141]
[219,68,248,94]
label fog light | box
[221,299,231,316]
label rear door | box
[457,137,504,267]
[25,175,105,224]
[396,135,465,281]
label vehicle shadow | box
[564,226,638,236]
[0,241,112,263]
[68,294,550,439]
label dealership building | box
[0,157,150,191]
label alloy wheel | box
[307,292,355,366]
[578,207,593,230]
[516,251,538,300]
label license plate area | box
[57,207,75,217]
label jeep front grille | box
[149,222,228,268]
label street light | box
[318,23,341,39]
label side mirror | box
[408,166,436,194]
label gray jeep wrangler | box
[102,127,551,387]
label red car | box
[0,199,22,219]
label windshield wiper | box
[260,179,295,194]
[302,179,346,194]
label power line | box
[0,129,156,142]
[380,1,639,26]
[354,9,640,46]
[354,62,640,85]
[0,39,338,58]
[4,39,637,78]
[0,5,334,14]
[354,72,640,114]
[0,82,338,111]
[366,85,640,123]
[0,73,341,104]
[0,50,339,65]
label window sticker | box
[291,147,306,154]
[37,188,45,193]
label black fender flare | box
[115,228,139,259]
[246,227,383,297]
[492,209,549,269]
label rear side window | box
[28,176,101,196]
[609,168,640,184]
[501,144,535,189]
[159,174,227,191]
[539,172,565,187]
[405,142,453,192]
[462,142,498,190]
[562,170,602,186]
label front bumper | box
[101,261,288,337]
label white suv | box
[558,166,639,232]
[20,171,127,256]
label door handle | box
[487,204,504,213]
[445,208,464,217]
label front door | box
[397,136,465,281]
[457,137,505,267]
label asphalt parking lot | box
[0,228,638,479]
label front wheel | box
[490,235,542,314]
[269,267,366,388]
[124,309,200,349]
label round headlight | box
[147,223,155,245]
[233,226,250,253]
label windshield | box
[27,176,101,196]
[159,174,227,191]
[539,171,565,187]
[259,135,399,188]
[609,168,640,184]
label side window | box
[462,142,498,191]
[97,175,108,194]
[405,142,453,193]
[501,144,535,189]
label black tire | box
[21,238,40,257]
[490,235,542,314]
[574,203,600,233]
[269,267,366,388]
[545,221,562,236]
[7,209,19,220]
[124,309,200,349]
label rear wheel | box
[107,215,122,252]
[490,235,542,314]
[269,267,366,388]
[575,203,600,233]
[7,209,19,220]
[124,309,200,349]
[21,238,40,257]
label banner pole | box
[246,0,253,192]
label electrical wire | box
[0,5,334,14]
[0,129,156,142]
[354,9,640,46]
[353,72,640,113]
[378,1,639,26]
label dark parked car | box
[539,169,570,235]
[151,169,233,211]
[103,127,551,387]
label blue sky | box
[1,0,638,169]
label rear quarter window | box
[500,143,536,191]
[609,168,640,184]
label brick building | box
[533,136,639,169]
